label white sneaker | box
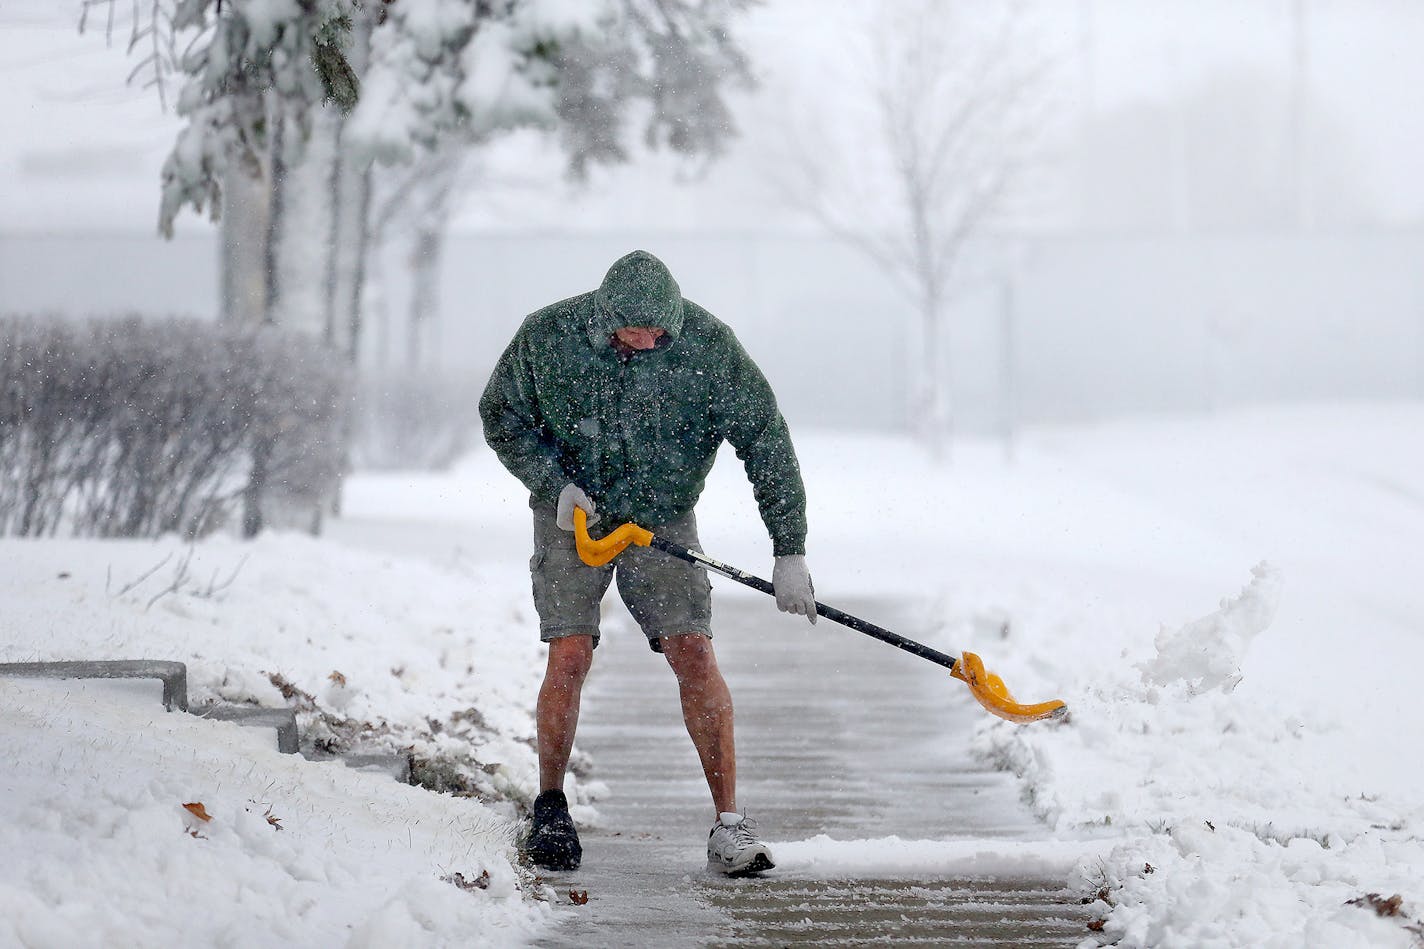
[707,812,775,876]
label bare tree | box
[773,1,1048,455]
[384,155,464,371]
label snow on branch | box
[348,0,753,174]
[85,0,753,234]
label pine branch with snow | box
[153,0,361,236]
[347,0,754,173]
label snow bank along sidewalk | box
[0,534,573,945]
[708,406,1420,947]
[0,677,546,947]
[967,564,1424,948]
[756,406,1424,948]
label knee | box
[662,634,716,680]
[545,636,593,685]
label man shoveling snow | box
[479,250,816,876]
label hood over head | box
[589,250,685,347]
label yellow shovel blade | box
[950,651,1068,724]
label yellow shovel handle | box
[573,506,654,567]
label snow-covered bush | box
[0,315,347,538]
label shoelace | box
[727,817,761,847]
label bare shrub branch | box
[109,552,175,599]
[0,315,349,540]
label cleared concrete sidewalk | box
[537,597,1090,948]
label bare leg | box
[661,634,736,816]
[537,635,594,793]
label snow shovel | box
[572,508,1067,724]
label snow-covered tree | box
[349,0,749,171]
[144,0,359,238]
[771,1,1048,455]
[344,0,751,367]
[91,0,753,358]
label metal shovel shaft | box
[649,535,961,673]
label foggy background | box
[4,0,1423,439]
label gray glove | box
[555,483,599,531]
[773,554,816,624]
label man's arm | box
[479,333,569,505]
[712,332,808,558]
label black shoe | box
[524,789,582,871]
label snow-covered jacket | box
[479,250,807,556]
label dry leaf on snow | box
[444,871,491,892]
[1347,893,1404,917]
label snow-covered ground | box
[0,677,547,947]
[346,399,1424,947]
[0,535,569,945]
[4,401,1423,946]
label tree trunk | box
[327,6,377,362]
[254,104,342,533]
[326,133,369,517]
[328,151,371,360]
[918,288,947,459]
[270,108,341,338]
[998,274,1017,463]
[407,225,445,370]
[911,197,949,459]
[220,161,271,327]
[905,167,951,459]
[367,251,393,369]
[243,432,272,539]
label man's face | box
[613,326,666,351]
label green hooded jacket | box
[479,250,808,556]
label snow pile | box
[973,564,1424,948]
[1137,562,1281,693]
[773,835,1108,880]
[1094,824,1423,949]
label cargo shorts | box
[529,504,713,652]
